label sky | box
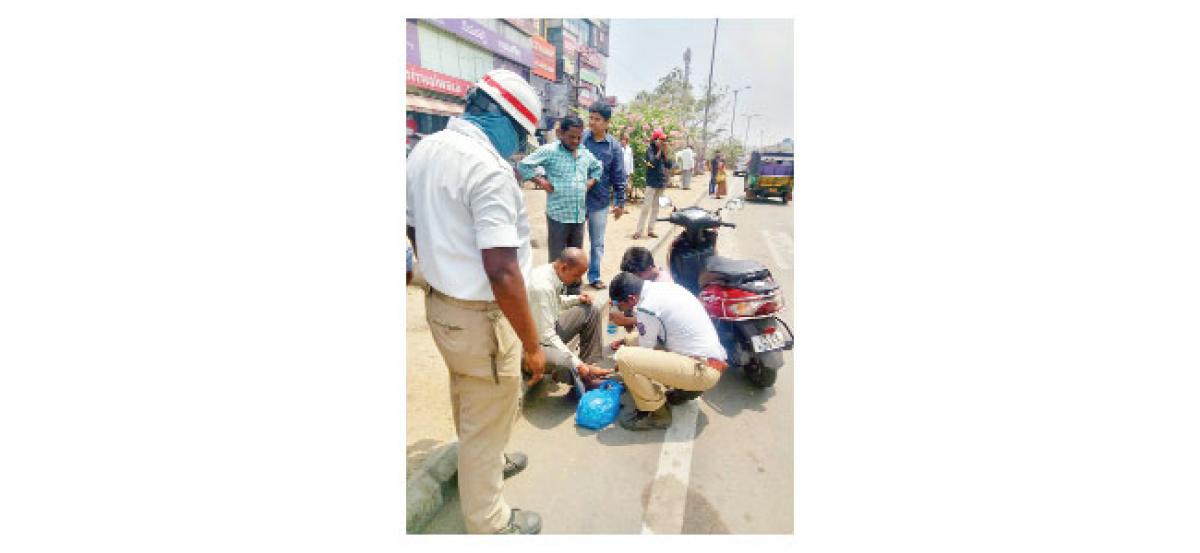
[606,18,793,149]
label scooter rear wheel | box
[744,358,778,388]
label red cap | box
[651,129,667,140]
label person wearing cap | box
[406,68,545,534]
[516,115,603,285]
[580,102,627,290]
[607,272,728,430]
[633,129,674,240]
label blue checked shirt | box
[517,141,603,224]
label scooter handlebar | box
[656,217,672,222]
[720,222,737,228]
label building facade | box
[405,18,610,149]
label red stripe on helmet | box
[482,74,537,129]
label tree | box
[574,60,734,200]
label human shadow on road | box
[699,368,777,419]
[521,381,576,430]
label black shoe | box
[502,452,528,479]
[495,509,542,534]
[666,389,704,405]
[619,405,672,431]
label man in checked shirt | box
[517,114,603,295]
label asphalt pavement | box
[423,176,795,534]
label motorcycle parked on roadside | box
[655,195,794,392]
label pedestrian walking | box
[517,115,603,277]
[709,150,727,198]
[674,143,696,190]
[633,129,673,240]
[406,68,546,535]
[716,152,728,198]
[580,102,627,290]
[607,272,728,430]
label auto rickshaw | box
[745,150,794,204]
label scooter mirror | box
[657,195,673,209]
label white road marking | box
[762,230,793,272]
[641,195,751,534]
[641,400,701,534]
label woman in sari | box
[714,152,728,198]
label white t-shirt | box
[622,144,634,177]
[675,148,695,171]
[406,118,532,301]
[633,280,726,361]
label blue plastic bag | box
[575,380,625,430]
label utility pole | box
[700,19,718,168]
[743,113,761,149]
[682,48,692,144]
[683,48,692,95]
[729,85,750,143]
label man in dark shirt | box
[581,102,627,290]
[634,129,673,239]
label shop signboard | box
[580,47,603,69]
[531,35,557,81]
[406,64,471,98]
[406,19,420,65]
[504,18,536,36]
[579,67,604,87]
[425,18,533,67]
[577,86,594,108]
[561,31,578,58]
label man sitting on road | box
[607,272,728,431]
[526,247,613,394]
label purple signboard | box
[406,19,420,66]
[504,18,536,36]
[425,18,533,67]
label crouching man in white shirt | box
[607,272,728,431]
[526,247,613,395]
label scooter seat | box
[699,257,778,293]
[704,256,770,280]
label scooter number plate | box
[751,332,787,353]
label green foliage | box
[605,65,735,189]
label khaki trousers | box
[425,289,522,534]
[636,187,665,235]
[613,346,722,412]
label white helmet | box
[473,69,542,135]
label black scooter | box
[656,196,794,390]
